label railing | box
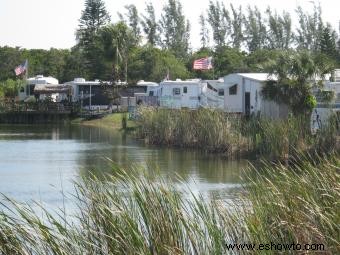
[0,101,79,114]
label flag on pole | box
[14,59,28,76]
[193,57,213,70]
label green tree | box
[76,0,110,79]
[0,79,25,99]
[207,1,229,48]
[128,46,189,83]
[141,2,158,46]
[0,46,22,81]
[124,4,141,45]
[320,23,338,60]
[77,0,110,38]
[244,6,267,52]
[246,49,280,72]
[43,48,69,82]
[229,4,243,49]
[199,14,210,48]
[262,50,334,117]
[295,4,324,52]
[213,46,246,77]
[159,0,190,59]
[100,22,135,82]
[62,46,89,82]
[266,8,293,49]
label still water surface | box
[0,124,247,214]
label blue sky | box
[0,0,338,50]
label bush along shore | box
[136,107,340,160]
[0,152,339,254]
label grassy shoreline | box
[137,107,340,160]
[71,112,136,131]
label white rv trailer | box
[159,79,203,109]
[158,79,224,109]
[135,80,160,97]
[223,73,288,118]
[19,75,59,101]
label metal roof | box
[235,73,277,81]
[137,80,159,87]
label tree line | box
[0,0,339,85]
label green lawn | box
[71,113,136,131]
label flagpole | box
[26,59,28,80]
[25,60,29,97]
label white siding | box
[159,81,203,109]
[224,74,243,112]
[223,73,287,118]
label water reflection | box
[0,124,246,213]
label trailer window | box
[183,87,188,93]
[173,88,181,95]
[229,84,237,95]
[149,91,154,96]
[218,89,224,96]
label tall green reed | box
[0,153,339,254]
[136,107,246,156]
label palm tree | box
[262,50,334,117]
[100,22,135,83]
[99,22,135,109]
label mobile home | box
[223,73,288,118]
[159,79,204,109]
[18,75,59,101]
[159,79,223,109]
[64,78,113,109]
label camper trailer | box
[159,79,205,109]
[18,75,59,101]
[223,73,288,118]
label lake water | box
[0,124,247,215]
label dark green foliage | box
[159,0,190,59]
[229,4,243,49]
[124,4,141,45]
[244,6,267,52]
[128,46,189,83]
[62,46,89,82]
[213,46,247,76]
[207,1,229,48]
[141,2,158,46]
[0,46,22,80]
[320,23,338,60]
[77,0,110,39]
[295,5,324,52]
[0,79,25,98]
[99,22,136,82]
[76,0,110,80]
[266,8,293,49]
[246,49,280,72]
[0,47,74,83]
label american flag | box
[193,57,213,70]
[14,60,28,76]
